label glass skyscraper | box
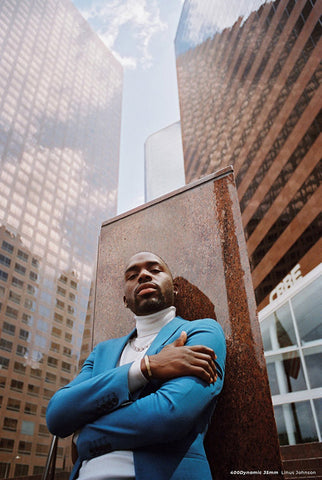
[0,0,122,476]
[175,0,321,309]
[144,122,185,202]
[175,0,321,458]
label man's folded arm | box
[46,347,133,437]
[77,323,225,459]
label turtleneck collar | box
[134,306,176,338]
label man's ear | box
[173,283,179,296]
[123,296,128,308]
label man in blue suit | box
[46,251,226,480]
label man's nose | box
[138,269,152,282]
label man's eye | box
[151,269,161,273]
[127,274,137,280]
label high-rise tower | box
[0,0,122,476]
[175,0,321,455]
[175,0,321,309]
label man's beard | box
[134,292,166,315]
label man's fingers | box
[186,352,218,383]
[192,366,216,384]
[189,345,217,359]
[173,331,187,347]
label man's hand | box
[141,331,217,384]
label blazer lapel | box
[100,329,136,370]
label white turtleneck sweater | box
[77,306,176,480]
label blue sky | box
[71,0,185,214]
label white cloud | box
[75,0,167,69]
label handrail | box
[41,435,58,480]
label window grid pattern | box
[259,271,322,445]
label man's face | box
[123,252,174,316]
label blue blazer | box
[46,316,226,480]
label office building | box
[259,264,321,447]
[175,0,321,452]
[175,0,321,309]
[145,122,185,202]
[0,0,122,476]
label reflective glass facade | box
[0,0,122,476]
[145,122,185,202]
[259,265,322,445]
[175,0,321,309]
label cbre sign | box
[269,264,302,303]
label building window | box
[14,263,26,275]
[0,438,14,452]
[60,377,69,386]
[30,367,42,379]
[16,344,28,357]
[0,254,11,267]
[9,290,21,304]
[67,305,75,315]
[69,292,76,301]
[0,270,8,281]
[29,271,38,281]
[7,398,21,411]
[27,384,40,396]
[260,268,322,446]
[21,420,35,436]
[57,286,66,297]
[36,443,48,456]
[56,299,64,310]
[0,464,9,478]
[0,357,9,369]
[27,283,36,295]
[45,372,56,384]
[59,275,68,284]
[17,250,28,262]
[33,466,45,475]
[0,339,12,352]
[18,441,32,455]
[63,346,71,357]
[24,403,37,415]
[22,313,33,325]
[24,298,35,311]
[65,332,72,343]
[62,361,71,373]
[5,305,18,319]
[3,417,17,431]
[54,312,63,324]
[50,342,60,353]
[38,424,49,436]
[19,329,29,341]
[43,388,54,400]
[14,464,29,477]
[51,326,62,338]
[12,276,24,289]
[14,361,26,374]
[1,241,13,254]
[32,257,39,268]
[10,379,23,392]
[66,318,74,328]
[3,321,15,335]
[47,356,58,368]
